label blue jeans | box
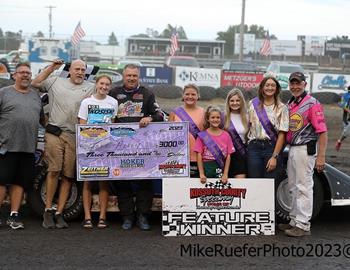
[247,140,280,179]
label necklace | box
[263,100,275,106]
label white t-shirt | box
[78,95,118,124]
[230,113,246,143]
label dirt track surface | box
[1,208,350,269]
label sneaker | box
[136,214,150,231]
[42,210,56,229]
[277,223,293,232]
[285,227,311,237]
[335,140,342,151]
[55,213,69,229]
[121,218,133,230]
[6,213,24,230]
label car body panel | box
[165,56,200,68]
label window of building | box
[40,47,47,56]
[183,45,196,53]
[198,46,211,54]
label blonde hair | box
[203,106,222,129]
[224,88,248,132]
[183,83,200,96]
[182,83,200,101]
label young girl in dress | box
[78,75,118,229]
[224,88,248,178]
[194,106,234,184]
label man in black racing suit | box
[109,64,164,230]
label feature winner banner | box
[163,178,274,236]
[76,122,189,180]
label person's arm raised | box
[31,59,64,89]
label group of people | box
[0,60,163,232]
[0,59,328,238]
[169,73,327,237]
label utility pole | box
[239,0,245,62]
[45,6,56,38]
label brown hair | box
[203,105,222,129]
[15,62,31,71]
[95,74,112,84]
[258,76,282,109]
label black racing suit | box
[109,85,164,220]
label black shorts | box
[190,161,199,178]
[229,152,247,177]
[0,152,35,190]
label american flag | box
[71,22,86,46]
[170,29,179,56]
[260,31,271,56]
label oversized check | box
[76,122,189,180]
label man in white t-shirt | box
[32,59,95,229]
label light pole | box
[45,6,56,38]
[239,0,245,62]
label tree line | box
[1,24,350,57]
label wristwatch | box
[272,153,279,159]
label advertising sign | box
[234,33,256,55]
[304,36,326,56]
[255,40,302,56]
[76,122,189,180]
[175,67,221,88]
[163,178,275,236]
[312,73,350,94]
[139,66,172,86]
[221,71,264,90]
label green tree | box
[108,32,119,45]
[158,24,187,39]
[329,35,350,42]
[216,24,276,57]
[33,31,45,38]
[146,28,159,38]
[0,30,23,51]
[131,33,150,38]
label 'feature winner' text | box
[164,211,273,236]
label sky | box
[1,0,349,44]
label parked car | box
[116,60,143,69]
[265,61,309,90]
[164,56,200,68]
[266,61,305,74]
[222,61,259,72]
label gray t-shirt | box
[41,77,94,133]
[0,85,43,153]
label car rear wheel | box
[27,166,83,221]
[275,171,324,223]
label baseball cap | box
[289,72,306,82]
